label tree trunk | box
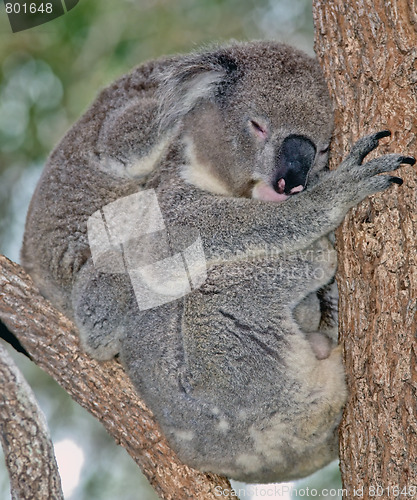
[0,343,64,500]
[313,1,417,497]
[0,255,235,500]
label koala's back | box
[21,56,173,311]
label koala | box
[21,41,415,483]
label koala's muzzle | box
[274,135,316,195]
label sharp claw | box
[400,156,416,166]
[390,176,403,185]
[375,130,391,140]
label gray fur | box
[21,41,413,483]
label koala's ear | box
[156,50,239,133]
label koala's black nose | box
[274,135,316,195]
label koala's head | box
[157,41,333,202]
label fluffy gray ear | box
[156,50,239,133]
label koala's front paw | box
[338,130,415,202]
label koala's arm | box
[160,132,414,262]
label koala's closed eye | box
[249,119,268,140]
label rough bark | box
[313,1,417,497]
[0,343,64,500]
[0,254,235,500]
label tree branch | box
[0,254,235,500]
[0,342,64,500]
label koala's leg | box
[283,235,338,359]
[71,260,133,360]
[297,280,338,360]
[292,292,321,333]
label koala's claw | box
[386,155,417,187]
[347,130,392,165]
[374,130,392,141]
[335,135,415,204]
[362,153,414,179]
[390,176,403,186]
[399,156,416,166]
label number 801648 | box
[5,3,53,14]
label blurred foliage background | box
[0,1,342,499]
